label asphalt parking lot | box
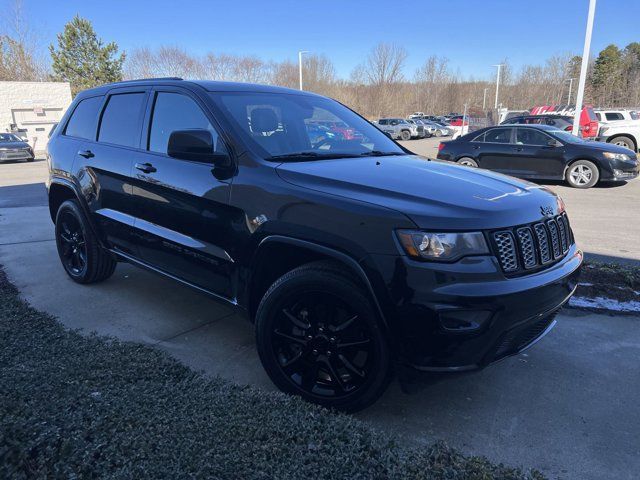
[1,158,639,480]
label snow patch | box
[569,296,640,313]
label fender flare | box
[256,235,390,332]
[48,176,107,248]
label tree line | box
[2,9,639,118]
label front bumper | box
[370,245,582,371]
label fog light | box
[613,169,623,177]
[439,310,492,332]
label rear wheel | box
[55,199,117,283]
[457,157,478,168]
[566,160,599,188]
[609,136,636,152]
[255,262,392,412]
[400,130,411,141]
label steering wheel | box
[311,136,335,150]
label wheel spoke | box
[301,362,320,392]
[282,308,311,330]
[333,314,358,332]
[280,350,304,369]
[322,357,348,393]
[337,354,365,378]
[337,338,370,350]
[274,329,308,346]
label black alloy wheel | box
[58,209,88,277]
[255,262,391,412]
[272,291,374,398]
[55,199,117,284]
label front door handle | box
[514,147,523,152]
[78,149,94,159]
[135,162,156,174]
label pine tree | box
[591,44,623,106]
[49,16,125,96]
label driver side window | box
[148,92,227,155]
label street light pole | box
[298,50,309,91]
[492,64,503,110]
[572,0,596,136]
[482,88,488,110]
[566,78,574,104]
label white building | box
[0,81,73,154]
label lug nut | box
[312,349,318,356]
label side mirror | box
[167,129,231,167]
[547,139,559,147]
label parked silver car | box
[376,118,423,140]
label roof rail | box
[109,77,184,84]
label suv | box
[376,118,421,140]
[46,78,582,412]
[594,109,640,152]
[502,115,575,131]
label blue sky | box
[8,0,640,80]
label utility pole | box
[482,88,488,110]
[298,51,309,91]
[572,0,596,136]
[492,64,504,110]
[566,78,574,104]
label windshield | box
[0,133,20,142]
[209,92,405,160]
[549,130,586,144]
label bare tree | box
[0,0,48,80]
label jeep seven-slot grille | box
[492,213,573,275]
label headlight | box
[396,230,489,261]
[603,152,631,161]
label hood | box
[0,141,30,150]
[586,140,636,155]
[276,155,563,230]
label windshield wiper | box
[359,150,406,157]
[267,151,360,161]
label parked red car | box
[529,105,599,139]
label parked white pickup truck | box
[595,109,640,152]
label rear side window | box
[148,92,225,155]
[484,128,512,143]
[516,128,551,146]
[64,96,103,140]
[98,92,146,147]
[605,112,624,121]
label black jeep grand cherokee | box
[46,78,582,412]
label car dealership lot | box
[1,159,639,479]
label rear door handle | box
[78,149,94,159]
[135,162,157,174]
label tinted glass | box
[149,92,225,155]
[65,96,103,140]
[484,128,512,143]
[605,112,624,121]
[630,111,639,120]
[0,133,21,142]
[98,93,146,147]
[516,128,551,146]
[211,92,404,159]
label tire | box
[609,136,636,152]
[400,130,411,141]
[457,157,478,168]
[55,199,117,283]
[565,159,599,188]
[255,261,392,412]
[434,130,442,137]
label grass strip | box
[0,266,544,479]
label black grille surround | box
[490,213,574,276]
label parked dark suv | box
[46,78,582,412]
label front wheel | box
[255,262,392,412]
[566,160,599,188]
[55,199,117,283]
[400,130,411,141]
